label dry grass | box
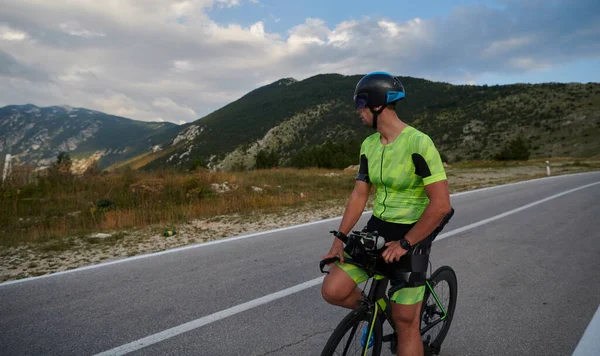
[445,158,600,192]
[2,159,598,247]
[0,167,356,246]
[1,158,599,282]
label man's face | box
[357,107,372,126]
[354,93,371,126]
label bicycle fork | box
[362,277,395,355]
[378,279,449,354]
[361,301,379,356]
[421,280,448,335]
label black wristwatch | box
[399,238,412,251]
[334,231,348,242]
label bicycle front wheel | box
[321,305,383,356]
[420,266,458,355]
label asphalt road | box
[1,172,599,356]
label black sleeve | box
[411,153,432,178]
[355,154,370,183]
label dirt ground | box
[1,163,598,283]
[0,201,349,282]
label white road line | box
[2,171,598,288]
[92,278,325,356]
[449,170,599,197]
[572,305,600,356]
[435,181,600,241]
[0,216,343,287]
[92,180,600,356]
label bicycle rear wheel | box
[420,266,457,355]
[321,305,383,356]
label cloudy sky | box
[1,0,599,124]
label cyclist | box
[321,72,452,356]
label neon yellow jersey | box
[356,126,447,224]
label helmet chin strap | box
[369,106,385,130]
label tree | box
[83,160,101,177]
[494,136,530,161]
[439,151,449,163]
[288,139,360,169]
[54,152,73,175]
[255,149,280,169]
[189,157,208,171]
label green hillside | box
[0,104,177,171]
[139,74,600,171]
[3,75,599,174]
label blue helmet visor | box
[353,94,369,110]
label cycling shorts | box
[335,215,430,305]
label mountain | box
[3,75,599,174]
[135,74,600,171]
[0,104,177,173]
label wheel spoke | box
[322,308,381,356]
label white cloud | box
[378,20,400,37]
[214,0,242,9]
[508,57,551,71]
[59,22,105,38]
[152,97,197,121]
[269,14,281,23]
[286,18,331,50]
[0,24,28,41]
[170,1,196,18]
[91,93,150,120]
[58,65,101,82]
[250,21,265,37]
[326,20,357,48]
[172,60,193,73]
[482,36,536,57]
[0,0,598,124]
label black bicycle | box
[319,210,457,356]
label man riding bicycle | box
[321,72,452,356]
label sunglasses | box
[353,94,369,110]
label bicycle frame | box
[322,211,456,355]
[420,280,448,334]
[360,272,448,341]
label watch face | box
[401,239,410,249]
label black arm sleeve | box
[412,153,432,178]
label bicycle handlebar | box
[319,256,340,273]
[319,207,455,274]
[320,230,386,274]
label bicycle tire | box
[420,266,457,355]
[321,306,383,356]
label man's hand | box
[322,242,345,264]
[382,241,408,263]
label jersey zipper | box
[379,145,388,219]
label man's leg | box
[321,264,366,309]
[392,301,424,356]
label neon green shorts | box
[335,256,425,305]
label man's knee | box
[321,267,355,303]
[321,282,342,303]
[392,302,422,331]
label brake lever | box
[319,256,340,274]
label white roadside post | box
[2,153,11,185]
[546,160,551,176]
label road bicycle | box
[319,210,457,356]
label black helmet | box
[353,72,405,110]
